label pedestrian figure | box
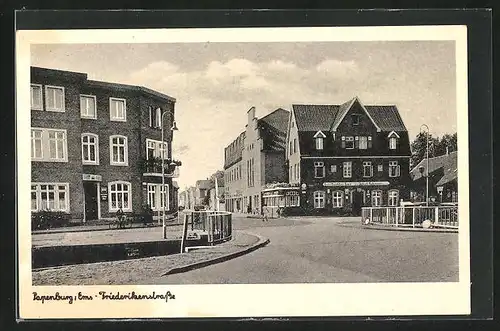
[116,207,125,228]
[262,205,268,222]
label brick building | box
[410,151,457,203]
[30,66,180,221]
[264,97,411,216]
[223,107,289,215]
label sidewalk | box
[32,230,268,286]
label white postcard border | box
[16,25,470,319]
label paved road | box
[149,216,459,284]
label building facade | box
[271,97,412,216]
[223,107,289,215]
[30,66,180,221]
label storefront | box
[300,181,407,216]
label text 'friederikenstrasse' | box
[32,291,176,304]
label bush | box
[32,210,71,230]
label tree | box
[208,170,225,188]
[410,132,457,169]
[435,133,457,156]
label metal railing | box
[180,210,233,246]
[361,205,458,229]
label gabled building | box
[410,151,457,203]
[277,96,412,216]
[223,107,290,214]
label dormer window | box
[388,131,400,150]
[313,131,326,150]
[316,137,323,150]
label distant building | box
[264,97,412,216]
[223,107,290,215]
[208,185,225,211]
[30,66,180,221]
[195,180,212,206]
[410,151,457,203]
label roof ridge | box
[259,107,289,121]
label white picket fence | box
[361,205,458,229]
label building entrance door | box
[352,191,363,216]
[84,182,99,221]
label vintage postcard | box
[16,25,470,319]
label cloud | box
[127,57,363,187]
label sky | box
[31,41,457,189]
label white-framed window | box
[149,106,154,127]
[343,161,352,178]
[330,165,337,173]
[332,190,344,208]
[389,161,401,177]
[31,128,68,162]
[155,107,162,128]
[389,137,398,150]
[315,137,324,150]
[286,191,300,207]
[108,181,132,212]
[48,130,66,161]
[31,183,69,212]
[314,161,325,178]
[81,133,99,165]
[363,161,373,177]
[80,95,97,119]
[109,97,126,121]
[368,136,373,148]
[45,85,65,112]
[293,164,297,180]
[147,184,157,209]
[30,84,43,110]
[31,129,43,160]
[146,139,168,160]
[359,136,368,149]
[289,141,293,155]
[378,164,383,172]
[371,190,382,206]
[293,138,297,154]
[388,190,399,206]
[110,135,128,166]
[313,191,325,208]
[342,136,354,149]
[146,183,169,211]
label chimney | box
[247,106,256,128]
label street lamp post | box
[160,108,178,239]
[420,124,430,207]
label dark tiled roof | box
[259,108,290,151]
[259,108,289,133]
[293,98,407,133]
[365,105,407,132]
[292,104,341,131]
[410,151,457,186]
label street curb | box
[162,232,270,276]
[338,223,458,233]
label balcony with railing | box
[140,157,182,177]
